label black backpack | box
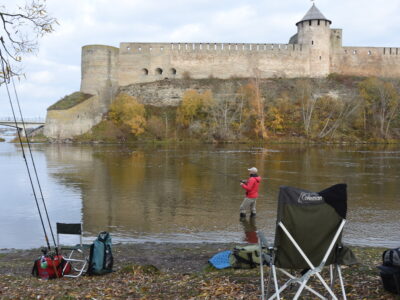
[378,247,400,295]
[383,248,400,267]
[87,232,113,275]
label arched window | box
[170,68,177,75]
[142,68,148,75]
[155,68,163,75]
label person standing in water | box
[239,167,261,219]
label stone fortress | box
[45,4,400,139]
[80,3,400,96]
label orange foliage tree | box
[237,79,268,139]
[176,90,213,128]
[108,93,146,136]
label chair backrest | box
[274,184,347,269]
[56,223,83,247]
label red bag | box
[32,254,71,279]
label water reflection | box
[1,142,399,249]
[240,216,258,244]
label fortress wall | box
[331,46,400,77]
[44,95,102,139]
[80,45,119,94]
[118,42,309,86]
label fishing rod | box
[186,154,267,183]
[9,69,57,252]
[1,56,53,252]
[186,157,242,181]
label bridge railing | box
[0,116,45,123]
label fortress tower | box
[295,4,332,76]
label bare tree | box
[0,0,57,81]
[295,79,316,136]
[317,93,360,138]
[359,77,400,138]
[206,93,242,140]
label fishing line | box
[9,68,57,251]
[1,56,52,251]
[186,156,240,181]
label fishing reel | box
[240,180,247,184]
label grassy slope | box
[47,92,93,111]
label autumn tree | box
[108,93,146,136]
[0,1,57,81]
[176,89,213,128]
[237,79,268,139]
[359,77,400,138]
[265,93,296,134]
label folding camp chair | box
[56,222,90,278]
[258,184,351,300]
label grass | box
[10,134,48,143]
[47,92,93,110]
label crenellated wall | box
[81,41,400,96]
[331,46,400,77]
[117,42,310,86]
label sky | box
[0,0,400,118]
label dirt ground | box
[0,242,236,277]
[0,243,397,299]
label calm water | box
[0,136,399,249]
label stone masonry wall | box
[44,95,102,139]
[331,46,400,77]
[118,42,311,87]
[81,45,119,95]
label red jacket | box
[241,176,261,198]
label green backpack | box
[87,232,113,275]
[229,245,269,269]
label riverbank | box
[0,243,395,299]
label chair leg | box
[265,266,273,299]
[336,264,347,300]
[260,260,265,300]
[315,272,338,300]
[271,265,280,300]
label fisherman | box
[239,167,261,219]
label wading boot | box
[250,212,256,218]
[240,213,246,219]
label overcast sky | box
[1,0,400,118]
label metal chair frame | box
[56,222,89,278]
[258,220,347,300]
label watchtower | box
[296,3,332,76]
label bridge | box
[0,117,45,136]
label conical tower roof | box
[296,3,331,25]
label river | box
[0,134,399,249]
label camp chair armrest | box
[60,244,91,251]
